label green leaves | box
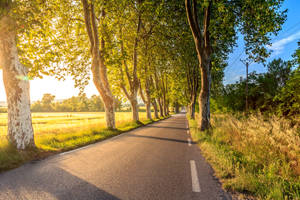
[238,0,287,62]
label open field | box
[189,113,300,200]
[0,112,152,136]
[0,112,163,172]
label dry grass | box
[189,113,300,200]
[0,112,152,136]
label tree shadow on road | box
[0,163,120,200]
[145,125,188,131]
[127,134,196,144]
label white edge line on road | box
[188,138,192,146]
[190,160,201,192]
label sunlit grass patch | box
[189,113,300,200]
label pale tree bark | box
[185,0,212,131]
[151,99,159,118]
[120,81,139,122]
[145,86,152,119]
[82,0,115,129]
[150,75,160,118]
[139,84,152,120]
[161,74,169,116]
[153,69,165,117]
[158,97,164,117]
[0,16,35,149]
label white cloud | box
[267,31,300,55]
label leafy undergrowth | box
[0,116,168,173]
[189,113,300,200]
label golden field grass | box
[189,113,300,200]
[0,112,152,136]
[0,112,165,172]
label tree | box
[0,1,40,149]
[119,14,142,122]
[274,67,300,117]
[41,93,55,111]
[185,0,286,130]
[274,45,300,117]
[293,41,300,65]
[81,0,116,128]
[20,0,117,128]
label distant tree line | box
[31,94,122,112]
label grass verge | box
[189,113,300,200]
[0,116,168,173]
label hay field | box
[0,112,150,136]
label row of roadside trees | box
[0,0,287,149]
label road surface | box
[0,113,230,200]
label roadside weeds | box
[188,113,300,200]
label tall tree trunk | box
[139,84,152,120]
[189,94,196,119]
[163,100,168,116]
[0,16,35,149]
[145,83,152,120]
[119,11,141,122]
[175,103,180,113]
[130,98,139,122]
[167,102,170,115]
[145,101,151,120]
[82,0,115,129]
[152,99,159,118]
[198,61,211,130]
[103,96,115,129]
[158,97,164,117]
[185,0,212,131]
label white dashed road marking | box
[190,160,201,192]
[188,138,192,146]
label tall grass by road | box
[189,113,300,200]
[0,112,166,172]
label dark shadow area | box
[0,164,121,200]
[145,125,188,131]
[127,134,196,144]
[157,121,186,125]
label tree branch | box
[185,0,202,43]
[81,0,94,51]
[203,1,211,50]
[90,3,100,54]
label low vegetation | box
[0,112,167,172]
[189,113,300,200]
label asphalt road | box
[0,113,231,200]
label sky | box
[224,0,300,84]
[0,0,299,102]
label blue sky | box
[224,0,300,84]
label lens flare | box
[16,75,32,81]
